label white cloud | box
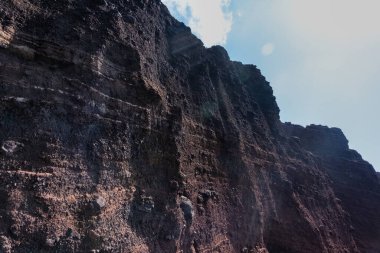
[276,0,380,48]
[162,0,233,47]
[266,0,380,168]
[261,43,275,56]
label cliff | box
[0,0,379,252]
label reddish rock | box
[0,0,379,252]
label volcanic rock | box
[180,196,194,222]
[0,0,379,252]
[1,140,23,155]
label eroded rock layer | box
[0,1,379,252]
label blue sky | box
[162,0,380,171]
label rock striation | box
[0,0,379,252]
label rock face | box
[0,0,379,252]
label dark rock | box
[196,195,204,204]
[137,196,155,213]
[198,189,217,203]
[87,196,107,215]
[165,234,175,241]
[66,228,80,240]
[1,140,23,155]
[180,196,194,222]
[65,228,73,237]
[93,196,106,211]
[45,238,55,247]
[169,180,179,191]
[197,205,205,216]
[125,14,136,24]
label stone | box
[169,180,179,191]
[165,234,174,241]
[197,205,205,216]
[65,228,73,237]
[45,238,55,247]
[93,196,106,211]
[198,189,217,203]
[88,230,101,241]
[10,44,36,60]
[1,140,23,155]
[180,196,194,222]
[66,228,81,240]
[88,196,107,215]
[138,196,155,213]
[124,14,136,24]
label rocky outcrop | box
[282,124,380,253]
[0,0,379,252]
